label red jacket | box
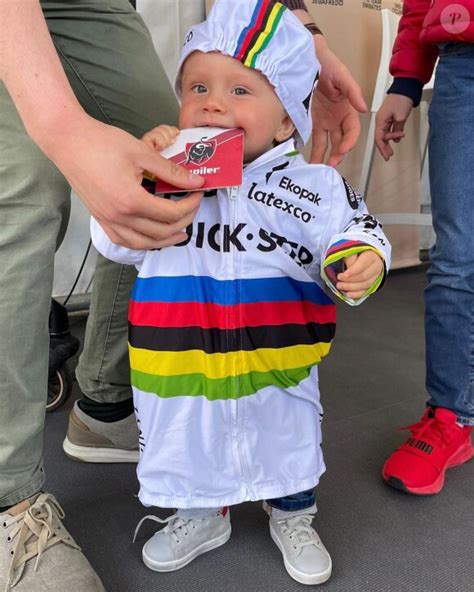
[388,0,474,104]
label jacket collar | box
[243,139,299,179]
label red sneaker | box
[383,407,473,495]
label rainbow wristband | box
[321,242,385,304]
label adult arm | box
[0,0,204,249]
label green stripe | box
[249,7,285,68]
[363,268,385,296]
[131,364,314,401]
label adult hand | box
[1,1,204,250]
[375,93,414,161]
[311,38,368,166]
[47,115,204,250]
[290,10,367,166]
[293,10,367,166]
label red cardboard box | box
[149,127,244,194]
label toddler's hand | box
[142,125,180,152]
[336,251,383,299]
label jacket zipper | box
[228,185,247,493]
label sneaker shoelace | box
[133,514,198,545]
[4,493,80,590]
[278,514,321,555]
[400,414,457,448]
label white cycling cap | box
[175,0,320,147]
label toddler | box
[92,0,391,584]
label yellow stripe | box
[243,4,282,67]
[324,245,379,267]
[129,342,330,379]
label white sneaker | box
[133,508,231,572]
[263,502,332,585]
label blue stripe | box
[233,0,265,57]
[330,239,351,248]
[131,276,333,306]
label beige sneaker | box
[63,401,139,463]
[0,492,105,591]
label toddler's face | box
[179,51,295,163]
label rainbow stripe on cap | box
[233,0,286,69]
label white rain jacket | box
[91,139,391,508]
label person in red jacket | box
[375,0,474,495]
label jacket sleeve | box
[90,217,146,268]
[388,0,439,106]
[319,172,391,307]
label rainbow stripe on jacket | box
[128,274,336,401]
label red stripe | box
[326,240,366,256]
[129,300,335,329]
[168,128,244,166]
[235,0,272,61]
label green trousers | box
[0,0,179,506]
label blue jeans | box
[266,489,315,512]
[425,43,474,425]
